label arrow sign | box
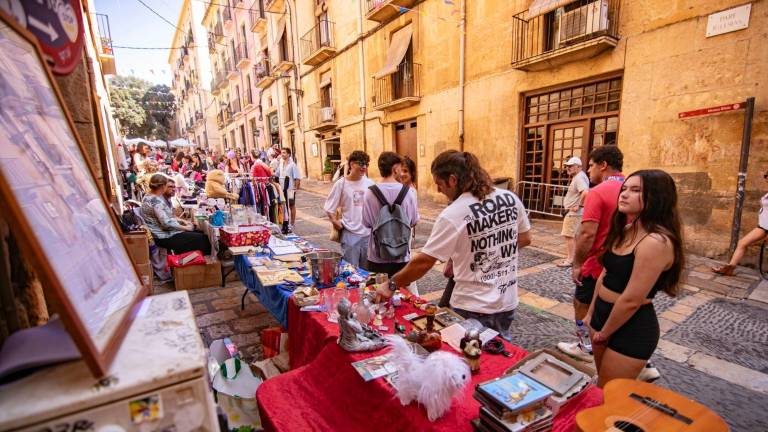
[678,102,745,119]
[28,16,59,42]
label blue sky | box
[94,0,184,86]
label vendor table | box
[256,296,603,432]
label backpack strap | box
[368,185,389,208]
[393,184,410,207]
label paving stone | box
[519,292,559,310]
[547,302,575,321]
[688,270,714,280]
[656,339,695,363]
[685,276,733,295]
[204,323,233,340]
[666,303,696,317]
[509,304,575,353]
[713,276,755,289]
[730,288,749,299]
[748,279,768,303]
[650,355,768,431]
[665,298,768,373]
[211,296,243,311]
[230,332,262,347]
[188,290,220,302]
[659,310,688,324]
[657,317,677,335]
[192,303,210,315]
[519,248,560,270]
[518,266,574,304]
[232,315,268,333]
[195,309,237,327]
[676,294,711,309]
[687,352,768,394]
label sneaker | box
[637,362,661,382]
[556,341,593,362]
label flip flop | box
[711,265,735,276]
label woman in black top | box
[586,169,684,388]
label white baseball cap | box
[564,156,582,166]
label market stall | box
[250,293,603,431]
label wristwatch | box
[387,279,398,293]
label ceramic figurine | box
[373,312,383,327]
[460,329,482,374]
[412,304,442,352]
[337,297,387,352]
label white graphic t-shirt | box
[323,177,375,236]
[422,189,531,314]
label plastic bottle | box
[575,320,592,353]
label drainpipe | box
[729,97,755,255]
[357,0,368,153]
[283,0,309,176]
[458,0,466,150]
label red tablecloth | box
[258,295,603,431]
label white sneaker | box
[637,362,661,382]
[556,341,594,362]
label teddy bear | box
[204,169,239,201]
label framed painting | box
[0,11,147,377]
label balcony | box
[217,111,225,129]
[213,68,228,92]
[250,2,267,33]
[225,106,235,125]
[273,48,293,74]
[244,87,255,110]
[231,98,242,117]
[265,0,284,14]
[254,61,274,88]
[372,62,420,111]
[236,43,250,68]
[282,101,295,127]
[95,14,116,75]
[301,20,336,66]
[214,21,224,42]
[510,0,619,71]
[222,5,233,27]
[307,101,336,131]
[225,57,238,79]
[365,0,414,23]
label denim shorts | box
[452,307,516,342]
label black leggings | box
[589,297,659,360]
[155,231,212,256]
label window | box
[522,76,622,188]
[240,125,247,151]
[319,70,332,107]
[241,25,248,58]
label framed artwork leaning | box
[0,12,147,377]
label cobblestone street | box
[187,184,768,431]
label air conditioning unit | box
[557,0,609,46]
[319,106,334,122]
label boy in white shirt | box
[378,150,532,340]
[324,151,374,269]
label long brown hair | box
[431,150,493,200]
[602,169,684,296]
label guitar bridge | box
[629,393,693,425]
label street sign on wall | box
[678,102,745,119]
[0,0,84,74]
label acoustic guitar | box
[576,379,728,432]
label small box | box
[504,348,596,415]
[220,225,271,247]
[173,256,221,290]
[124,232,150,265]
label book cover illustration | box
[477,372,553,413]
[351,354,397,381]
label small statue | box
[460,329,482,374]
[408,304,442,352]
[337,297,387,352]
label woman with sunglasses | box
[713,171,768,276]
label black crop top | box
[602,248,666,299]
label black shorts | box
[590,297,660,360]
[574,276,597,305]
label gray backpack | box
[369,184,412,260]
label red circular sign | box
[1,0,84,74]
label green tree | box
[108,76,175,140]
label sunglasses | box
[352,162,369,168]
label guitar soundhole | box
[612,421,644,432]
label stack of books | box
[472,372,554,432]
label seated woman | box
[587,170,684,388]
[141,174,211,255]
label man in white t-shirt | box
[378,150,532,340]
[277,147,302,230]
[324,150,374,269]
[362,151,420,277]
[558,156,590,267]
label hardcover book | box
[476,372,553,414]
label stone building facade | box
[291,0,766,260]
[169,0,220,151]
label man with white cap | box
[558,156,589,267]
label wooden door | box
[395,120,417,163]
[548,121,588,187]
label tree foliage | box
[108,75,175,140]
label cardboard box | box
[173,256,221,290]
[504,348,596,415]
[136,262,153,286]
[124,232,150,265]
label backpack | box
[369,184,412,261]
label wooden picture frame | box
[0,11,147,377]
